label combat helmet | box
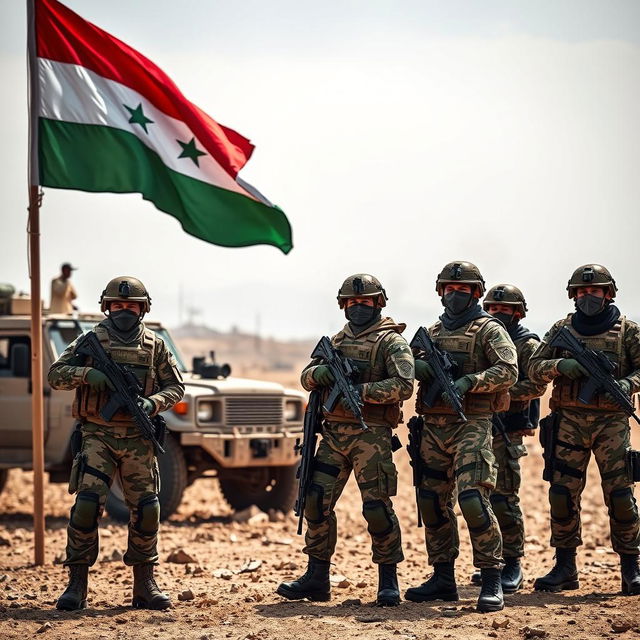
[100,276,151,313]
[483,284,528,318]
[337,274,387,308]
[435,261,486,296]
[566,264,617,299]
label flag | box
[32,0,292,253]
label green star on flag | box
[177,137,207,167]
[124,103,153,133]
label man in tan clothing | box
[50,263,78,314]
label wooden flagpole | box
[27,0,45,566]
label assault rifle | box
[550,326,640,424]
[311,336,369,431]
[293,389,322,535]
[410,327,467,422]
[74,332,166,454]
[406,415,424,527]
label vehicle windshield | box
[47,319,188,372]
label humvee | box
[0,305,305,521]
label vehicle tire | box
[0,469,8,496]
[104,433,187,523]
[219,463,299,513]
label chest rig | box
[73,325,157,425]
[550,315,628,412]
[322,326,401,428]
[417,316,509,417]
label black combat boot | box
[477,568,504,612]
[620,554,640,596]
[276,557,331,601]
[132,564,171,609]
[501,557,524,593]
[404,562,458,602]
[377,564,400,606]
[470,568,482,585]
[533,548,579,592]
[56,565,89,611]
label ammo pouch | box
[506,442,527,461]
[626,449,640,483]
[68,453,86,495]
[391,434,402,453]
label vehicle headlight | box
[284,399,303,422]
[197,400,222,423]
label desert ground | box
[0,343,638,639]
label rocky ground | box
[0,427,639,640]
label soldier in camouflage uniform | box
[405,262,518,613]
[277,274,414,606]
[49,277,185,611]
[469,284,547,593]
[529,264,640,595]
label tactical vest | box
[550,315,628,412]
[73,325,158,425]
[417,316,510,417]
[322,326,403,428]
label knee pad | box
[135,494,160,535]
[549,484,573,523]
[304,483,326,524]
[70,490,100,533]
[418,489,448,529]
[362,499,393,537]
[489,494,518,531]
[609,487,639,525]
[459,489,490,533]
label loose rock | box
[166,548,197,564]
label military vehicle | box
[0,297,305,521]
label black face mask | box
[443,291,472,315]
[345,304,379,327]
[492,312,515,328]
[110,309,141,332]
[576,294,606,317]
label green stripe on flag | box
[38,118,292,253]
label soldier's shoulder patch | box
[497,346,516,361]
[396,358,414,378]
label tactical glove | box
[557,359,589,380]
[605,378,632,404]
[415,359,435,383]
[312,365,335,387]
[85,368,115,391]
[442,376,472,407]
[138,397,155,416]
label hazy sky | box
[1,1,639,341]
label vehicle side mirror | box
[11,343,30,378]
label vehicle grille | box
[225,396,283,426]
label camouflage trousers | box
[547,408,639,555]
[303,422,403,565]
[490,430,528,558]
[64,422,160,566]
[418,415,503,568]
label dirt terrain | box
[1,418,638,640]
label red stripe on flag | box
[35,0,254,178]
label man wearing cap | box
[50,263,78,314]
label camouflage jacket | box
[510,336,547,405]
[528,314,640,405]
[48,320,184,425]
[301,316,414,427]
[416,316,518,417]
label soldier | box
[276,274,414,606]
[529,264,640,595]
[469,285,547,593]
[49,277,185,610]
[406,261,518,613]
[50,262,78,314]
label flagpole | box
[27,0,45,567]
